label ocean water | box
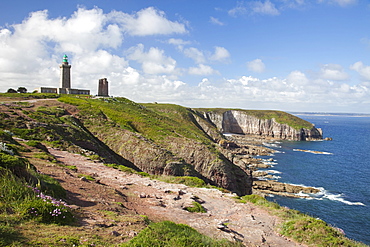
[261,114,370,245]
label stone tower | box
[60,54,71,89]
[98,78,109,97]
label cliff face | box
[200,110,322,141]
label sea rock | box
[253,180,319,195]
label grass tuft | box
[121,221,243,247]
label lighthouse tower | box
[59,54,71,89]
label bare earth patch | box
[30,147,307,247]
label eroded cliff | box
[196,109,322,141]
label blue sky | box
[1,0,370,113]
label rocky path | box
[48,148,305,247]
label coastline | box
[222,133,321,199]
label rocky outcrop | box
[253,180,320,197]
[198,110,322,141]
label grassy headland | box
[0,93,366,246]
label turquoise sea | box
[261,114,370,245]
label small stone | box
[178,190,186,195]
[217,224,226,230]
[139,193,146,198]
[80,176,89,182]
[261,235,266,243]
[128,231,137,237]
[173,195,181,200]
[111,231,120,236]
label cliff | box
[196,109,322,141]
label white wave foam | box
[262,161,278,165]
[263,142,282,148]
[265,170,282,174]
[293,149,333,155]
[296,187,365,206]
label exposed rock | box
[253,180,320,197]
[198,110,322,141]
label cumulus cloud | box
[109,7,187,36]
[127,44,178,75]
[210,46,230,62]
[190,71,369,112]
[0,7,187,93]
[188,64,219,75]
[209,17,225,26]
[183,47,206,64]
[350,61,370,80]
[247,59,266,73]
[183,46,230,64]
[319,64,349,81]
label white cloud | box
[210,46,230,62]
[228,2,248,17]
[350,61,370,80]
[188,64,219,75]
[247,59,266,73]
[252,1,280,15]
[109,7,187,36]
[0,7,187,93]
[127,44,178,75]
[183,47,206,64]
[167,38,192,51]
[318,0,357,7]
[0,6,369,113]
[168,38,191,46]
[320,64,349,81]
[209,17,225,26]
[229,1,280,16]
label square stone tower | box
[59,54,71,89]
[98,78,109,97]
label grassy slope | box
[59,96,213,145]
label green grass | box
[184,201,206,213]
[153,175,207,188]
[237,195,368,247]
[121,221,243,247]
[0,92,60,99]
[58,96,213,144]
[77,174,95,181]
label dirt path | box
[47,148,305,247]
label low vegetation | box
[122,221,243,247]
[184,201,207,213]
[0,133,75,245]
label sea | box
[260,114,370,245]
